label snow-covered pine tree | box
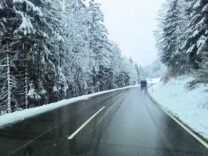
[11,0,66,107]
[156,0,194,75]
[12,0,44,108]
[189,0,208,82]
[87,0,114,91]
[59,0,93,96]
[160,0,182,74]
[0,36,13,113]
[0,0,22,113]
[183,0,208,71]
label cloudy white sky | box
[96,0,165,66]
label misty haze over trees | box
[144,59,166,79]
[155,0,208,81]
[0,0,142,114]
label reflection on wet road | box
[0,87,208,156]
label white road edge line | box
[68,106,106,140]
[147,91,208,149]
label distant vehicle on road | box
[141,80,147,87]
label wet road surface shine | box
[0,87,207,156]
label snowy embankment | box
[148,76,208,141]
[0,85,139,128]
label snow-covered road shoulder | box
[148,76,208,141]
[0,85,139,128]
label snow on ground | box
[0,85,139,128]
[148,75,208,140]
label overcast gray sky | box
[96,0,165,66]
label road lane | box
[0,88,128,156]
[95,88,208,156]
[0,87,207,156]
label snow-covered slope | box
[148,75,208,140]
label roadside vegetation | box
[155,0,208,83]
[0,0,142,114]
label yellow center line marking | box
[147,91,208,149]
[68,106,106,140]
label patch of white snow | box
[148,75,208,140]
[0,85,139,128]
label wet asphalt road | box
[0,87,208,156]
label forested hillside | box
[0,0,141,114]
[155,0,208,79]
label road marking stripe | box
[68,106,106,140]
[147,91,208,149]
